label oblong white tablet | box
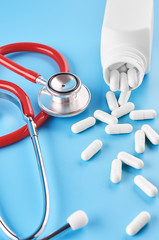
[142,124,159,145]
[109,69,120,91]
[105,124,133,134]
[128,68,138,88]
[120,72,129,92]
[71,117,96,133]
[135,130,145,154]
[118,91,131,106]
[94,110,118,124]
[130,110,157,120]
[111,102,135,118]
[118,152,144,169]
[81,139,103,161]
[110,159,122,183]
[134,175,158,197]
[126,211,151,236]
[106,91,118,111]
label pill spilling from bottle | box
[118,152,144,169]
[134,175,158,197]
[106,91,118,111]
[81,139,103,161]
[142,124,159,145]
[118,91,131,106]
[135,130,145,154]
[94,110,118,124]
[71,117,96,133]
[130,109,157,120]
[110,159,122,183]
[111,102,135,118]
[126,211,151,236]
[107,64,140,92]
[105,124,133,135]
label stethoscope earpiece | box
[38,72,91,117]
[67,210,88,230]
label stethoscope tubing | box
[0,42,69,147]
[0,43,89,240]
[0,42,69,82]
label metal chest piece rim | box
[38,72,91,117]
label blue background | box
[0,0,159,239]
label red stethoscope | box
[0,42,89,240]
[0,42,90,147]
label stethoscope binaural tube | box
[0,42,69,82]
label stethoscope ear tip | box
[67,210,89,230]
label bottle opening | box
[103,47,147,91]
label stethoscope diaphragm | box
[38,72,91,117]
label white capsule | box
[134,175,158,197]
[110,159,122,183]
[118,91,131,106]
[130,110,157,120]
[120,72,129,92]
[135,130,145,154]
[94,110,118,124]
[109,62,124,71]
[71,117,96,133]
[126,63,134,69]
[105,124,133,135]
[128,68,138,88]
[118,64,127,73]
[81,139,103,161]
[106,91,118,111]
[111,102,135,119]
[126,211,151,236]
[142,124,159,145]
[118,152,144,169]
[109,70,120,91]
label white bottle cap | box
[67,210,88,230]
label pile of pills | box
[71,87,159,236]
[108,63,139,91]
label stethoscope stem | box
[26,117,50,239]
[0,218,71,240]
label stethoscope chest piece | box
[38,73,91,117]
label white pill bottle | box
[101,0,154,90]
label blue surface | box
[0,0,159,239]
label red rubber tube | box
[0,42,69,147]
[0,42,69,82]
[0,80,34,118]
[0,111,49,147]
